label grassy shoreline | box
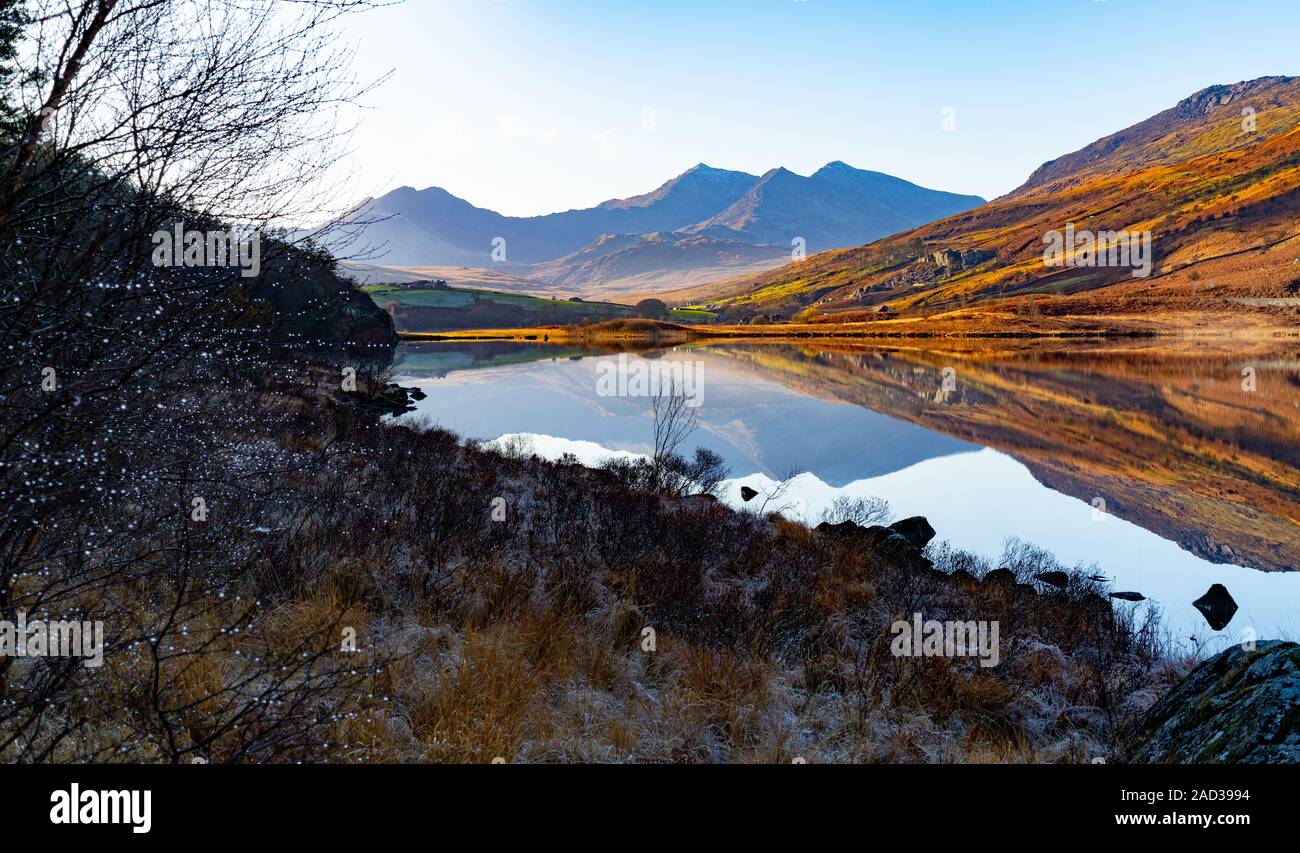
[397,309,1300,346]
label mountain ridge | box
[341,161,986,294]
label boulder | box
[983,568,1016,586]
[814,520,871,540]
[888,516,936,550]
[814,520,932,571]
[1128,641,1300,763]
[739,486,758,503]
[669,494,719,513]
[1192,583,1238,630]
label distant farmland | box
[362,284,716,332]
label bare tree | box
[649,381,697,462]
[645,379,728,496]
[750,466,802,518]
[0,0,394,763]
[820,495,893,527]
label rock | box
[1109,591,1146,602]
[1192,583,1239,630]
[875,531,933,567]
[929,248,996,270]
[1034,571,1069,589]
[983,568,1016,585]
[1082,592,1113,619]
[950,569,976,583]
[1127,641,1300,764]
[669,494,718,512]
[888,516,936,550]
[815,520,869,540]
[739,486,758,502]
[814,520,933,571]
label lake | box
[393,338,1300,652]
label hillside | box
[706,77,1300,326]
[694,340,1300,574]
[528,232,789,296]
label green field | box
[363,284,717,325]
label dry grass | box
[3,376,1174,764]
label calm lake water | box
[393,339,1300,652]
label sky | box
[336,0,1300,216]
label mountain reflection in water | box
[394,339,1300,649]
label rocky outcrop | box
[815,516,935,571]
[929,248,996,270]
[888,516,936,550]
[849,248,996,303]
[983,568,1016,586]
[1128,641,1300,764]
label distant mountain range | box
[339,163,984,295]
[708,76,1300,322]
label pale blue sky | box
[340,0,1300,216]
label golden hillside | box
[707,77,1300,328]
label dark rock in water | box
[1128,641,1300,764]
[888,516,936,550]
[1034,571,1069,589]
[983,568,1016,585]
[1192,584,1238,630]
[339,382,423,416]
[1110,591,1146,602]
[739,486,758,502]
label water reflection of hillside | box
[396,338,1300,573]
[396,340,597,377]
[696,342,1300,572]
[397,341,977,484]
